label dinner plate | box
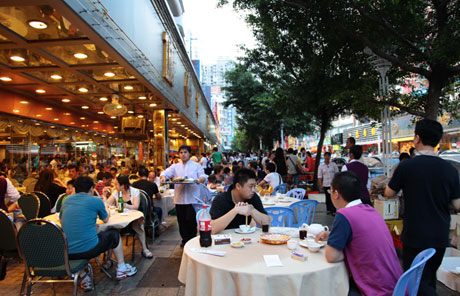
[278,199,292,203]
[270,227,299,238]
[235,227,256,234]
[263,201,276,206]
[299,238,326,248]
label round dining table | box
[178,228,349,296]
[261,194,299,208]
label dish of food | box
[259,233,291,245]
[240,237,252,244]
[235,227,256,234]
[299,238,327,249]
[231,241,244,248]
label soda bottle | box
[118,191,124,213]
[199,205,212,247]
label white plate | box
[278,199,292,203]
[270,227,299,238]
[299,238,326,248]
[263,201,276,206]
[235,227,256,234]
[231,242,244,248]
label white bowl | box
[307,241,322,252]
[287,239,298,250]
[239,224,251,232]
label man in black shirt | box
[385,118,460,296]
[210,168,270,233]
[132,167,163,223]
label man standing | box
[318,152,339,215]
[385,119,460,295]
[342,145,370,204]
[286,148,301,187]
[60,176,136,282]
[211,147,223,166]
[160,145,207,246]
[210,168,270,233]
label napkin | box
[190,248,226,257]
[264,255,283,267]
[120,213,129,216]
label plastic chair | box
[54,193,68,213]
[18,194,40,220]
[17,219,96,296]
[224,185,230,192]
[273,183,288,195]
[289,200,317,227]
[0,209,19,281]
[32,192,51,218]
[392,248,436,296]
[286,188,306,200]
[265,207,294,227]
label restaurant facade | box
[0,0,218,170]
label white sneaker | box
[116,263,137,280]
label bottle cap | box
[202,205,207,209]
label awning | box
[392,136,414,143]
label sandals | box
[142,249,153,259]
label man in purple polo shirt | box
[315,172,402,295]
[341,145,370,204]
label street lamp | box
[364,47,392,176]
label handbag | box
[288,156,302,175]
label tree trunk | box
[312,116,329,190]
[425,71,445,120]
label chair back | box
[265,207,294,227]
[9,178,19,187]
[24,179,37,193]
[392,248,436,296]
[138,191,150,221]
[286,188,306,200]
[273,184,288,195]
[17,219,72,276]
[0,209,17,252]
[32,192,51,218]
[289,200,317,227]
[54,193,67,213]
[18,194,40,220]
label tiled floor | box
[1,198,459,295]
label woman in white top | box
[258,163,282,190]
[108,176,152,259]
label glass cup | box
[109,206,116,215]
[262,224,270,233]
[299,229,307,240]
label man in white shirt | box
[160,145,207,246]
[318,152,339,215]
[200,153,208,169]
[258,163,282,190]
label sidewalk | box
[1,198,458,295]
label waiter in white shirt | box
[160,145,207,246]
[318,152,339,215]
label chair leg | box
[52,280,56,296]
[87,264,96,296]
[131,235,136,261]
[26,278,32,296]
[73,272,79,296]
[0,256,7,281]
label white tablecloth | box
[262,194,299,208]
[44,210,144,233]
[155,190,175,221]
[178,228,349,296]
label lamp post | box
[364,47,392,176]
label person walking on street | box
[318,152,339,215]
[385,119,460,296]
[160,145,207,247]
[342,145,370,205]
[211,147,223,166]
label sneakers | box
[116,263,137,280]
[80,275,93,292]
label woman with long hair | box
[34,168,66,209]
[108,176,153,259]
[274,147,288,182]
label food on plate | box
[259,233,291,245]
[231,241,244,248]
[173,176,186,182]
[240,237,252,244]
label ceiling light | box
[104,72,115,77]
[36,114,42,117]
[124,85,134,90]
[50,74,62,80]
[54,118,59,121]
[13,109,19,113]
[62,99,70,103]
[0,77,12,82]
[110,116,116,119]
[74,53,88,59]
[168,114,171,117]
[35,123,40,126]
[81,105,89,109]
[99,97,108,101]
[20,101,28,104]
[70,122,75,124]
[45,107,53,110]
[78,87,88,93]
[138,96,146,100]
[80,117,86,120]
[149,103,157,107]
[97,111,104,114]
[64,112,71,116]
[128,110,134,114]
[10,55,25,62]
[28,20,48,29]
[137,115,144,118]
[116,105,122,109]
[35,89,46,94]
[93,121,99,123]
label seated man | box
[132,166,163,225]
[315,172,402,295]
[94,172,113,198]
[60,176,137,283]
[258,163,282,190]
[210,168,270,234]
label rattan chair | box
[32,192,51,218]
[17,219,95,296]
[0,209,19,281]
[18,194,40,220]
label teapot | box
[300,223,329,237]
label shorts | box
[69,229,120,260]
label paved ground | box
[1,198,458,295]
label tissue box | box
[213,234,231,245]
[374,199,399,220]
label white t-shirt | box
[318,162,339,187]
[200,157,208,168]
[264,172,282,189]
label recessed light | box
[35,123,40,126]
[124,85,134,90]
[36,89,46,94]
[62,99,71,103]
[138,96,146,100]
[78,87,88,93]
[50,126,55,128]
[54,118,59,121]
[0,77,12,82]
[149,103,157,107]
[80,117,86,120]
[137,115,144,118]
[70,122,75,124]
[36,114,42,117]
[50,74,62,80]
[104,72,115,77]
[28,20,48,29]
[74,53,88,59]
[99,97,108,101]
[64,112,71,116]
[110,116,116,119]
[20,101,28,104]
[93,121,99,123]
[97,111,104,114]
[45,107,53,111]
[10,55,25,62]
[116,105,122,109]
[128,110,134,114]
[81,106,89,109]
[13,109,19,113]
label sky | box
[182,0,256,64]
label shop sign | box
[331,133,343,145]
